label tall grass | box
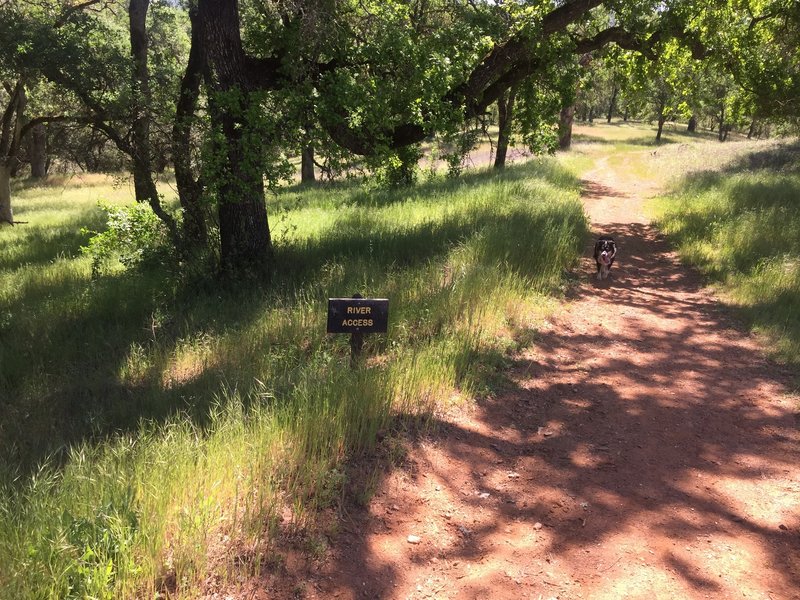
[652,141,800,365]
[0,162,587,597]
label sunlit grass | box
[652,141,800,366]
[0,160,587,597]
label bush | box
[81,203,174,276]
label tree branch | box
[0,81,24,158]
[18,114,95,140]
[54,0,108,27]
[322,0,606,154]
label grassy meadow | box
[651,140,800,367]
[0,162,587,597]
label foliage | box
[372,143,424,187]
[5,0,800,271]
[81,202,174,276]
[45,123,128,173]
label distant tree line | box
[1,0,798,277]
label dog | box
[593,236,617,280]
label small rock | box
[779,524,788,531]
[478,492,490,499]
[407,535,422,544]
[534,522,543,530]
[507,472,520,479]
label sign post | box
[327,294,389,366]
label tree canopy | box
[1,0,798,274]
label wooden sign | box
[327,297,389,334]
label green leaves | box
[81,202,174,277]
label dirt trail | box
[259,150,800,599]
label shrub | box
[81,203,174,276]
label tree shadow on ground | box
[654,141,800,374]
[0,163,583,473]
[0,217,100,270]
[574,120,737,147]
[272,159,581,213]
[313,219,800,599]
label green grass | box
[652,140,800,366]
[0,161,587,598]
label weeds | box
[0,163,587,597]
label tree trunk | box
[218,182,272,274]
[1,81,25,224]
[173,3,207,248]
[655,100,666,143]
[687,115,697,132]
[0,163,12,225]
[606,84,617,123]
[747,118,756,139]
[301,145,316,182]
[198,0,273,275]
[558,105,575,150]
[623,108,629,122]
[717,105,725,142]
[29,123,47,179]
[130,0,179,242]
[588,107,594,123]
[216,102,272,272]
[494,85,517,169]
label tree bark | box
[198,0,273,275]
[494,85,517,169]
[130,0,179,242]
[717,105,725,141]
[1,81,26,224]
[0,163,12,225]
[558,105,574,150]
[606,84,617,123]
[301,145,316,182]
[173,3,208,247]
[687,114,697,132]
[29,123,47,179]
[747,118,756,139]
[655,99,666,143]
[215,94,273,272]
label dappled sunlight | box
[652,140,800,367]
[316,133,800,600]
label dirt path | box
[257,150,800,599]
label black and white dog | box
[593,236,617,280]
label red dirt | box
[229,151,800,600]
